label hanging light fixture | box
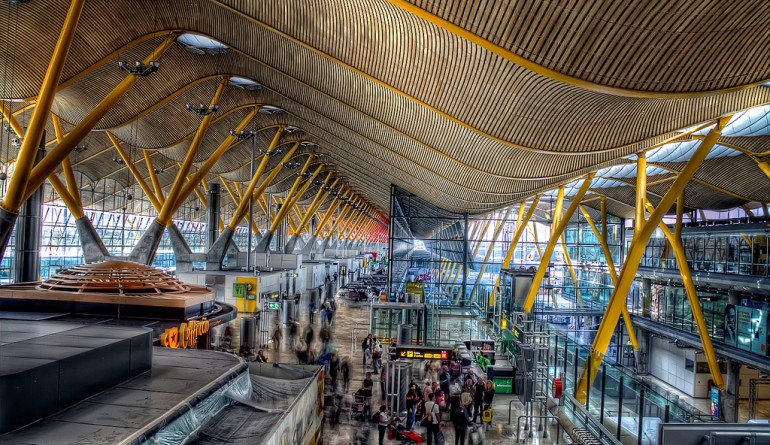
[118,60,160,77]
[73,145,88,153]
[186,103,219,116]
[282,161,301,169]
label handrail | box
[516,415,561,443]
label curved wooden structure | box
[0,0,768,223]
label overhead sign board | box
[395,346,452,360]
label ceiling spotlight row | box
[186,103,219,116]
[118,60,160,77]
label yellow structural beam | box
[579,205,638,350]
[267,155,315,234]
[471,218,492,259]
[471,207,512,299]
[313,188,349,237]
[23,34,177,206]
[173,109,263,212]
[107,132,163,213]
[2,0,85,211]
[523,174,594,311]
[158,77,228,225]
[48,174,84,219]
[273,163,324,234]
[228,143,298,231]
[528,223,543,259]
[490,196,540,307]
[51,114,83,209]
[554,186,579,308]
[575,117,729,403]
[145,150,165,204]
[635,153,647,238]
[645,200,724,389]
[323,196,355,239]
[1,103,24,139]
[296,173,335,234]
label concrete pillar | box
[724,359,741,422]
[168,223,193,273]
[14,143,45,282]
[206,183,220,249]
[301,235,317,255]
[636,328,651,375]
[75,216,108,263]
[284,234,300,253]
[642,277,652,317]
[127,219,165,265]
[206,226,234,270]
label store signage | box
[396,346,452,360]
[710,386,720,417]
[160,318,210,349]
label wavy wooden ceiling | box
[0,0,768,223]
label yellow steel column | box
[107,132,163,212]
[471,218,492,259]
[471,207,512,299]
[296,175,337,234]
[276,163,324,231]
[0,104,23,139]
[635,152,647,238]
[313,188,349,237]
[645,200,724,389]
[158,78,228,225]
[528,223,543,259]
[173,109,262,209]
[553,186,583,308]
[675,190,685,242]
[523,174,594,311]
[145,150,165,204]
[266,156,315,234]
[323,197,355,239]
[228,142,300,230]
[490,196,540,306]
[3,0,85,210]
[579,205,638,350]
[24,34,177,203]
[48,175,84,219]
[51,114,83,208]
[575,118,729,402]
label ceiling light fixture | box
[118,60,160,77]
[112,157,125,165]
[153,168,164,174]
[282,161,301,170]
[73,145,88,153]
[284,126,301,135]
[186,103,219,116]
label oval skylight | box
[230,76,262,91]
[259,105,284,115]
[176,33,228,55]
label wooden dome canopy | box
[37,261,200,295]
[0,0,769,222]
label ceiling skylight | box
[176,33,228,55]
[229,76,262,91]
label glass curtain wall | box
[387,187,619,314]
[0,181,211,282]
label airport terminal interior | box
[0,1,770,444]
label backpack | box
[461,392,473,406]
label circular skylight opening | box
[177,33,228,55]
[284,126,302,134]
[230,76,262,91]
[300,141,316,147]
[259,105,284,115]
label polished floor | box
[218,284,567,444]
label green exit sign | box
[288,273,298,278]
[268,302,281,310]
